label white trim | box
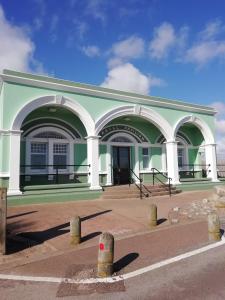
[22,117,83,140]
[11,95,95,136]
[106,144,112,186]
[95,105,173,141]
[1,72,216,115]
[0,172,10,177]
[27,126,73,140]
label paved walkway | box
[0,189,220,277]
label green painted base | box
[8,189,102,207]
[177,181,225,192]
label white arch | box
[95,105,173,141]
[11,95,95,136]
[173,115,215,144]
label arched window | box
[25,126,73,172]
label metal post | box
[97,232,114,277]
[149,204,157,228]
[152,169,155,186]
[70,216,81,245]
[0,188,7,255]
[56,166,59,184]
[208,213,221,241]
[169,178,171,197]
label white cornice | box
[1,72,216,115]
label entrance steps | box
[102,184,181,199]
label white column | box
[165,141,180,185]
[86,136,101,190]
[106,144,112,186]
[205,143,219,182]
[134,144,140,183]
[8,131,23,195]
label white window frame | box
[142,147,150,170]
[25,127,74,178]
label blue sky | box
[0,0,225,152]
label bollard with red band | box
[97,232,114,277]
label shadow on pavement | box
[114,252,139,273]
[7,210,112,253]
[81,210,112,221]
[7,210,38,220]
[157,218,167,225]
[81,231,102,243]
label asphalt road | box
[1,243,225,300]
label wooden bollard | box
[208,213,221,241]
[70,216,81,245]
[0,188,7,255]
[97,232,114,277]
[149,204,157,228]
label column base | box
[211,179,220,183]
[170,180,181,185]
[7,190,23,196]
[89,186,102,191]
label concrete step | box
[101,184,181,199]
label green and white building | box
[0,70,219,197]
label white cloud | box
[82,45,100,57]
[185,21,225,66]
[101,62,164,95]
[86,0,107,23]
[199,20,225,40]
[111,36,145,59]
[0,5,45,74]
[185,41,225,66]
[149,22,176,59]
[210,101,225,154]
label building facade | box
[0,70,218,196]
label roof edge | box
[1,69,216,115]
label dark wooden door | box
[113,146,130,185]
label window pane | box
[142,148,148,155]
[31,143,47,153]
[53,143,68,154]
[53,155,67,169]
[31,154,47,169]
[143,156,149,169]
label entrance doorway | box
[112,146,130,185]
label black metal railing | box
[178,164,211,179]
[20,164,90,186]
[129,169,149,199]
[151,167,172,197]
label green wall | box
[151,147,162,170]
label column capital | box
[164,140,178,145]
[204,143,217,147]
[0,129,23,136]
[85,135,101,140]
